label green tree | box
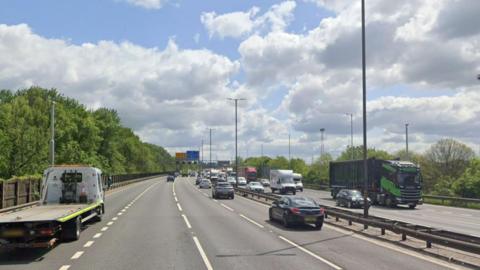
[336,146,393,161]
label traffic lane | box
[301,188,480,237]
[220,187,453,270]
[177,178,336,270]
[70,178,204,270]
[0,178,162,270]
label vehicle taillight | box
[291,207,300,214]
[39,228,54,236]
[319,208,325,215]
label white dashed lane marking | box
[93,233,102,239]
[221,203,234,212]
[279,236,342,270]
[71,251,84,260]
[83,241,94,248]
[59,265,71,270]
[239,214,264,228]
[182,214,192,229]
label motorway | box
[0,176,468,270]
[299,188,480,237]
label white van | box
[292,173,303,192]
[270,170,296,195]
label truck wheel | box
[61,217,81,241]
[292,191,296,195]
[408,204,417,209]
[269,209,274,221]
[315,221,323,231]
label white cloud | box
[124,0,168,9]
[200,1,297,39]
[200,7,260,39]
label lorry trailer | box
[0,165,105,248]
[329,159,422,208]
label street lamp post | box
[405,123,409,160]
[361,0,369,218]
[228,98,246,185]
[50,101,55,166]
[288,132,291,169]
[319,128,325,160]
[209,128,213,168]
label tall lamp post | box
[361,0,369,218]
[50,101,55,166]
[405,123,409,160]
[227,98,246,185]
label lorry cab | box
[270,170,296,195]
[292,173,303,192]
[42,165,104,205]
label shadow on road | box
[0,247,51,265]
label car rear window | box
[217,183,231,187]
[290,197,317,207]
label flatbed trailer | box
[0,165,105,248]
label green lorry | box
[329,159,423,209]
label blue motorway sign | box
[186,150,200,161]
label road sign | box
[175,152,186,160]
[186,151,200,161]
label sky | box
[1,0,480,162]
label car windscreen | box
[290,197,317,207]
[280,177,294,184]
[348,190,362,197]
[250,182,261,186]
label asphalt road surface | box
[297,188,480,237]
[0,177,468,270]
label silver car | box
[199,179,211,189]
[237,177,247,188]
[247,181,265,193]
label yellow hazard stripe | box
[57,202,102,223]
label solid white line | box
[279,236,342,270]
[93,233,102,239]
[177,203,183,211]
[83,241,94,248]
[101,227,109,232]
[182,214,192,229]
[220,203,234,212]
[71,251,84,260]
[107,221,114,226]
[202,193,208,197]
[239,214,264,228]
[213,199,218,202]
[193,236,213,270]
[59,265,71,270]
[324,224,463,270]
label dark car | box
[212,182,234,199]
[336,189,370,208]
[167,175,175,182]
[195,176,202,185]
[269,196,324,230]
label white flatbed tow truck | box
[0,165,105,248]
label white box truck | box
[270,170,296,195]
[0,165,105,248]
[293,173,303,192]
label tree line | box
[0,87,175,179]
[243,139,480,198]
